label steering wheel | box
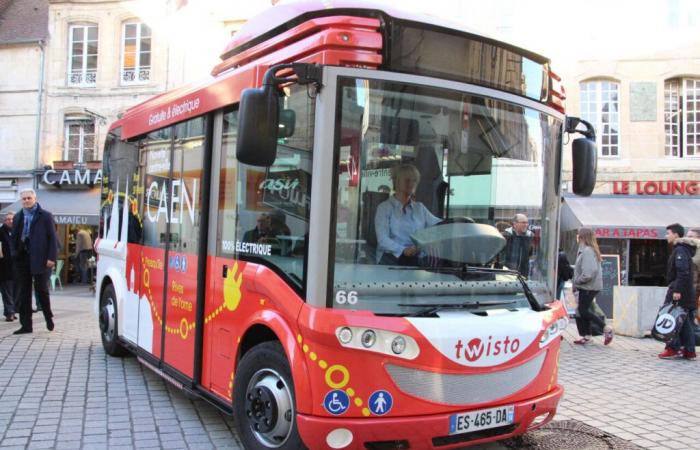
[437,216,475,225]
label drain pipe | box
[33,39,46,189]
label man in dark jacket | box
[499,214,534,277]
[0,212,16,321]
[11,189,58,334]
[658,223,696,360]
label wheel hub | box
[246,386,278,433]
[99,299,115,339]
[244,370,294,448]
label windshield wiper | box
[398,300,516,317]
[423,265,541,311]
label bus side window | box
[232,84,315,287]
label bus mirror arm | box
[237,64,322,167]
[565,116,597,197]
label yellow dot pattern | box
[296,334,369,416]
[139,257,245,339]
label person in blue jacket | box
[10,188,58,334]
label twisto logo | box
[455,336,521,362]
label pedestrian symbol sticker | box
[324,390,349,415]
[368,390,393,415]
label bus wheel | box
[99,284,126,356]
[234,341,304,449]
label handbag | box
[651,302,687,342]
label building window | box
[68,24,98,86]
[580,80,620,157]
[121,22,151,84]
[65,118,96,162]
[665,78,700,158]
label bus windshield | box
[331,77,561,314]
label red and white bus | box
[96,1,597,448]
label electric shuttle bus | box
[96,1,597,449]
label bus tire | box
[99,284,127,357]
[234,341,305,450]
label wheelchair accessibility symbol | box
[368,390,393,415]
[323,390,350,415]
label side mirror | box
[236,84,280,166]
[236,63,321,167]
[572,137,597,196]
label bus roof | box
[221,0,484,61]
[111,0,552,139]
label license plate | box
[449,405,515,435]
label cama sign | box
[41,169,103,187]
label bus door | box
[138,127,172,359]
[161,117,206,379]
[202,109,239,398]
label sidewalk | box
[0,289,699,449]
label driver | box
[375,163,441,265]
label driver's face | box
[397,173,418,196]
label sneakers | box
[658,348,683,359]
[603,327,614,346]
[683,350,697,361]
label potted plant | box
[53,160,74,170]
[86,160,102,170]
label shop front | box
[560,193,700,316]
[0,168,102,285]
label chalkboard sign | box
[598,254,621,318]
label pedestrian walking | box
[0,212,17,321]
[684,228,700,323]
[75,227,93,284]
[573,227,613,345]
[10,188,58,334]
[557,248,573,300]
[658,223,697,360]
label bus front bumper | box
[297,384,563,449]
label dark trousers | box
[576,289,606,336]
[379,252,420,266]
[0,279,15,317]
[15,255,53,331]
[79,250,91,283]
[669,308,696,353]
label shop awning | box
[0,189,100,226]
[561,195,700,240]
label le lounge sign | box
[41,169,103,187]
[612,180,699,196]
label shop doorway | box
[628,239,668,286]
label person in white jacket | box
[573,227,613,345]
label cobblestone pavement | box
[0,288,698,449]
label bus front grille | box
[385,352,546,405]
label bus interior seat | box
[414,145,448,218]
[360,190,389,263]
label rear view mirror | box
[572,137,597,196]
[278,109,295,138]
[236,84,280,166]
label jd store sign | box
[41,169,103,187]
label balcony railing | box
[69,70,97,86]
[121,67,151,84]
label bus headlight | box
[338,327,353,344]
[335,327,419,359]
[391,336,406,354]
[361,330,376,348]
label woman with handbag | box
[573,227,613,345]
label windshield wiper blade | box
[398,300,516,317]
